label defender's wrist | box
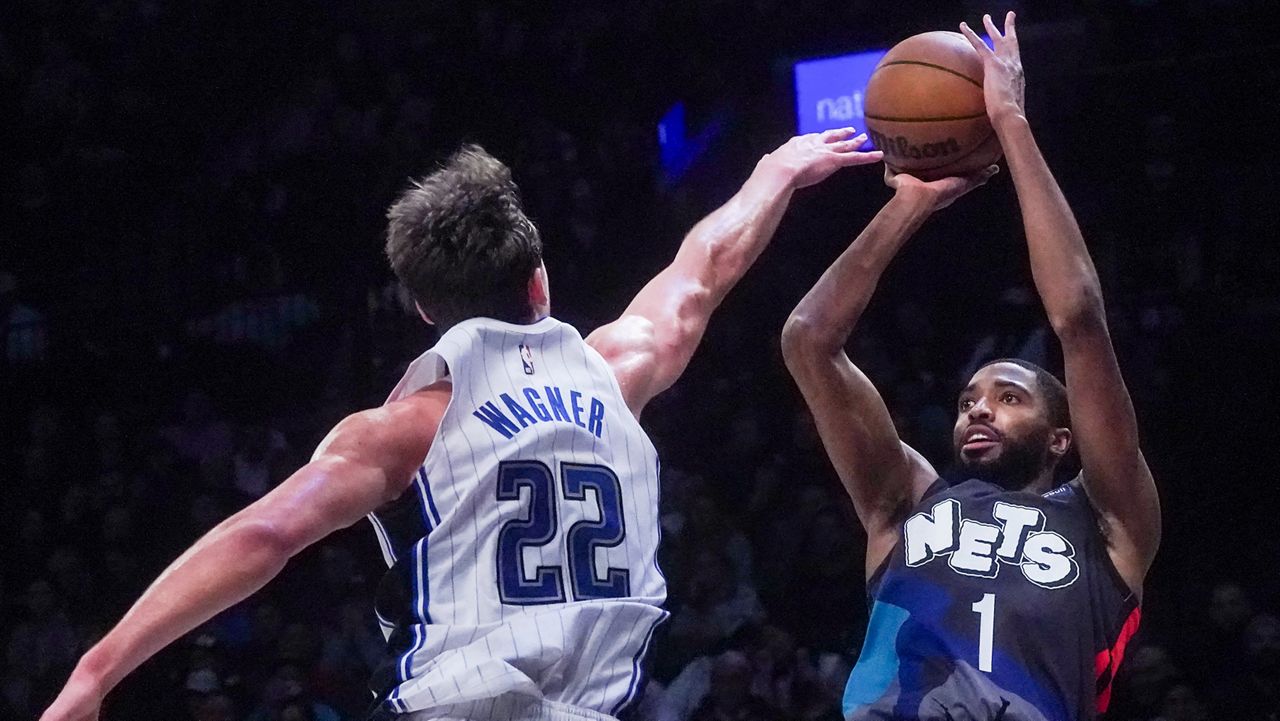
[755,152,802,191]
[76,645,118,693]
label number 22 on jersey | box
[495,460,630,605]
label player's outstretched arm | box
[587,129,883,416]
[782,168,995,575]
[962,12,1161,594]
[40,388,448,721]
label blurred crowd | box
[4,1,1280,720]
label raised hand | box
[885,163,999,212]
[960,11,1025,124]
[765,127,884,189]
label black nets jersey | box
[843,478,1141,720]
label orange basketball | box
[864,31,1003,181]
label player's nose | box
[967,397,994,421]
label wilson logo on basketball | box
[868,130,962,161]
[863,31,1003,180]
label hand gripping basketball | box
[885,163,999,212]
[862,31,1003,180]
[960,11,1026,124]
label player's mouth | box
[961,424,1001,456]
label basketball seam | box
[865,112,988,123]
[875,60,983,88]
[883,128,997,174]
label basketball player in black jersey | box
[782,12,1160,720]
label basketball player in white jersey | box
[41,129,883,721]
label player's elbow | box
[678,282,714,326]
[1048,287,1107,339]
[780,315,808,362]
[700,229,745,283]
[229,517,299,565]
[781,313,839,365]
[664,283,713,355]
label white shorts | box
[401,695,619,721]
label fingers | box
[829,132,868,152]
[961,164,1000,193]
[961,164,1000,188]
[820,126,857,143]
[883,165,899,187]
[982,13,1002,41]
[843,149,884,166]
[828,132,883,165]
[958,22,993,56]
[964,12,1019,56]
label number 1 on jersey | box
[971,593,996,673]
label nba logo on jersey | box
[519,344,535,374]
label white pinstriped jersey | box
[367,316,667,720]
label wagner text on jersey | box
[473,386,607,440]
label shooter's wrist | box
[991,110,1031,138]
[889,185,944,218]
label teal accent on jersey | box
[843,600,909,712]
[841,478,1141,721]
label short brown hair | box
[385,144,543,330]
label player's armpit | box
[301,385,450,533]
[47,387,448,713]
[781,329,937,576]
[778,191,965,577]
[589,131,884,417]
[587,174,777,418]
[1059,321,1161,596]
[586,274,711,417]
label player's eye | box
[959,398,974,411]
[1001,393,1019,404]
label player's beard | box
[954,428,1051,491]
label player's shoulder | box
[387,380,453,424]
[1043,476,1084,503]
[913,476,952,504]
[585,314,658,360]
[377,381,452,440]
[318,382,451,462]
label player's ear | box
[414,301,435,326]
[528,262,550,318]
[1048,427,1072,459]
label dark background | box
[3,1,1279,720]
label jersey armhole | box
[1097,532,1142,604]
[865,477,949,594]
[865,556,891,595]
[1071,477,1143,603]
[418,373,459,474]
